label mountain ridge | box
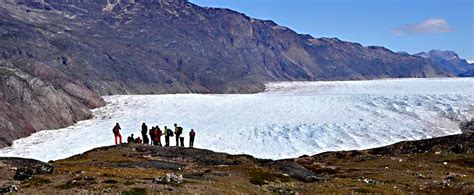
[414,50,474,76]
[0,0,453,147]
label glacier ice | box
[0,78,473,161]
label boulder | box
[0,185,18,193]
[268,161,324,182]
[153,173,183,184]
[13,168,33,181]
[460,120,474,134]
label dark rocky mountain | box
[0,0,451,147]
[415,50,474,77]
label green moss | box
[123,188,147,195]
[353,188,373,193]
[249,170,276,186]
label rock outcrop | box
[0,128,472,193]
[460,120,474,134]
[0,157,53,193]
[0,62,104,147]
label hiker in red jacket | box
[153,127,163,146]
[189,129,196,148]
[112,123,122,145]
[135,137,142,144]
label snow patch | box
[0,78,472,161]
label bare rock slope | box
[0,62,104,147]
[0,0,451,146]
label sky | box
[190,0,474,61]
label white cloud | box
[467,59,474,64]
[393,18,453,35]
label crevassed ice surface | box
[0,78,473,161]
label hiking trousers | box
[189,137,194,148]
[142,133,148,144]
[114,134,122,145]
[180,137,185,147]
[175,134,181,146]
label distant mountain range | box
[0,0,464,147]
[414,50,474,77]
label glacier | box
[0,78,473,161]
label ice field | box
[0,78,473,161]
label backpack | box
[168,129,174,137]
[177,127,183,135]
[112,127,118,134]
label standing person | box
[189,129,196,148]
[174,123,183,147]
[156,126,163,146]
[149,127,155,146]
[164,126,173,147]
[112,123,122,145]
[153,127,163,146]
[141,123,149,144]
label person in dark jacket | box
[112,123,122,145]
[164,126,173,147]
[174,123,183,147]
[127,134,135,143]
[189,129,196,148]
[141,123,149,144]
[149,126,155,145]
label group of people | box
[112,122,196,148]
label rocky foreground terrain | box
[0,121,472,194]
[0,0,454,147]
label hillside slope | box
[0,129,472,193]
[0,0,451,147]
[0,62,104,147]
[1,0,449,94]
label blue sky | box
[190,0,474,61]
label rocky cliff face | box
[0,0,452,147]
[0,61,104,147]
